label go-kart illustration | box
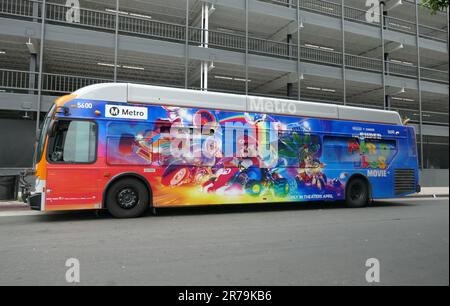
[202,158,290,197]
[161,162,212,187]
[159,131,221,187]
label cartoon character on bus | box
[202,135,290,197]
[296,143,328,191]
[160,109,221,187]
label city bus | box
[27,83,421,218]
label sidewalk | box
[407,187,449,198]
[0,201,29,210]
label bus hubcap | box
[351,184,363,200]
[117,188,138,209]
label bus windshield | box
[35,104,56,165]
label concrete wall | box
[0,119,35,168]
[420,170,449,187]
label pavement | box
[0,197,448,286]
[1,187,448,211]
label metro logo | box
[109,107,120,116]
[105,105,148,120]
[248,97,297,114]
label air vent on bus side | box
[394,169,416,195]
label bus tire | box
[106,178,150,218]
[345,177,369,208]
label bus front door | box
[45,120,101,211]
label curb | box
[0,203,29,210]
[406,194,449,199]
[0,195,448,212]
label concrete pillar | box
[385,94,391,110]
[32,0,39,22]
[200,3,209,91]
[384,52,390,75]
[287,33,293,58]
[287,32,294,97]
[287,83,294,97]
[28,54,37,95]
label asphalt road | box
[0,198,448,286]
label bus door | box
[45,120,101,210]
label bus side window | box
[407,128,418,157]
[323,136,360,165]
[160,126,171,135]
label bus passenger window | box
[48,120,97,163]
[160,126,171,134]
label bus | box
[26,83,421,218]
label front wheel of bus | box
[106,178,150,218]
[345,177,369,208]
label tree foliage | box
[421,0,449,14]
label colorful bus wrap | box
[28,84,420,218]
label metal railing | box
[345,54,383,72]
[0,68,34,90]
[41,72,112,93]
[1,0,448,43]
[120,14,185,42]
[46,2,116,30]
[0,0,36,18]
[257,0,448,42]
[0,1,448,84]
[0,68,112,93]
[1,68,448,126]
[300,0,341,17]
[419,24,448,42]
[388,62,418,77]
[394,107,449,126]
[421,67,449,83]
[384,16,416,35]
[344,6,373,24]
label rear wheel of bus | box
[106,178,150,218]
[345,177,370,208]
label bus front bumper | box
[28,193,42,211]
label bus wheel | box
[106,178,150,218]
[345,177,369,208]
